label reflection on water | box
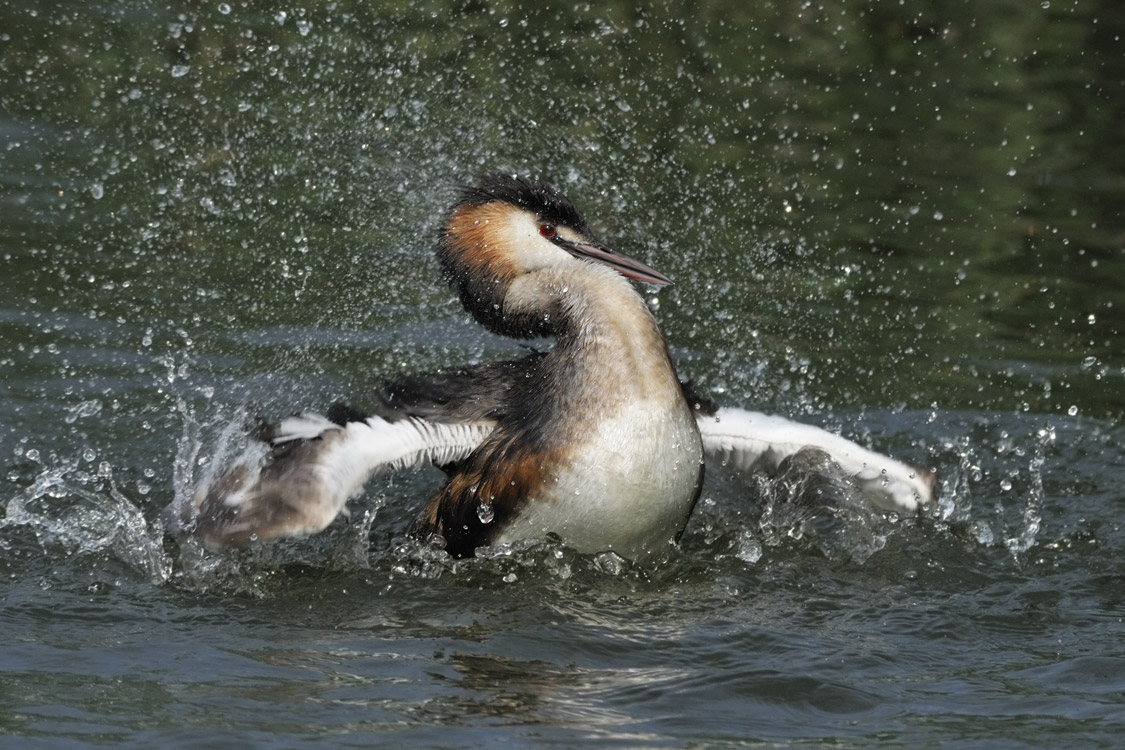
[1,0,1122,746]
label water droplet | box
[65,399,103,424]
[593,551,629,576]
[171,64,190,78]
[735,531,762,564]
[218,2,231,14]
[969,520,994,545]
[477,503,495,524]
[89,182,104,200]
[1067,404,1078,416]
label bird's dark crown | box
[452,174,592,236]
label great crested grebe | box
[165,174,935,562]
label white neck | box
[505,263,681,410]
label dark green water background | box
[2,1,1123,747]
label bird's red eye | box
[538,224,557,238]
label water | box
[2,1,1123,746]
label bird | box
[163,174,936,563]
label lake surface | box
[2,1,1123,747]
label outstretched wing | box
[164,413,494,547]
[695,407,935,512]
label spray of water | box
[2,456,171,584]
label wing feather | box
[696,407,935,512]
[165,414,493,546]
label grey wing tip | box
[164,438,343,548]
[162,463,261,547]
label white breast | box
[494,400,703,562]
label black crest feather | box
[453,174,591,234]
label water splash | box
[1003,424,1052,559]
[1,458,172,584]
[748,449,903,565]
[934,419,1050,560]
[157,387,398,593]
[942,433,979,524]
[166,392,266,532]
